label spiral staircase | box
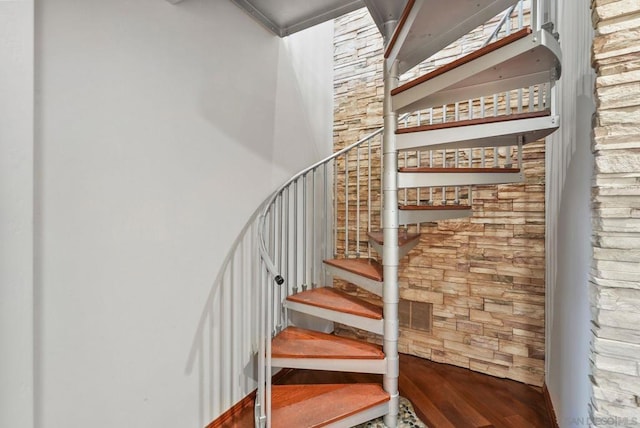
[245,0,562,426]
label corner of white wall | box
[545,0,595,424]
[0,1,35,428]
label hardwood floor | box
[216,353,551,428]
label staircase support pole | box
[382,20,400,428]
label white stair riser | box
[324,264,383,297]
[284,300,384,335]
[397,115,559,152]
[399,208,471,225]
[393,29,561,113]
[398,171,523,188]
[271,357,387,374]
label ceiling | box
[231,0,409,37]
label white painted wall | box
[545,0,595,425]
[34,0,333,426]
[0,2,34,428]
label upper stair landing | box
[384,0,520,75]
[391,26,562,113]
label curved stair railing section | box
[254,123,393,426]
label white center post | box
[382,19,400,428]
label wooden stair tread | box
[384,0,416,58]
[399,204,471,211]
[399,167,520,173]
[286,287,383,320]
[323,258,383,282]
[272,327,384,360]
[397,110,551,134]
[368,231,421,247]
[391,27,532,96]
[271,384,389,428]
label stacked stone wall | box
[590,0,640,421]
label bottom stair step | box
[271,384,389,428]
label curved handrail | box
[257,125,385,284]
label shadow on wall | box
[185,203,264,426]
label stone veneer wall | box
[334,8,547,386]
[590,0,640,421]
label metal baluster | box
[455,102,460,121]
[417,151,421,205]
[367,140,372,258]
[257,259,266,426]
[265,263,273,427]
[493,94,498,116]
[333,162,337,258]
[311,169,316,288]
[284,187,289,301]
[538,82,544,109]
[518,88,523,113]
[302,174,308,291]
[454,149,459,204]
[277,195,283,331]
[345,152,349,258]
[468,99,473,120]
[429,151,434,204]
[216,268,223,413]
[529,85,535,111]
[442,149,446,204]
[518,135,524,170]
[480,97,486,167]
[518,0,524,30]
[293,180,298,294]
[322,164,329,282]
[356,147,361,257]
[269,203,280,334]
[404,151,408,205]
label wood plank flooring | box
[217,353,551,427]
